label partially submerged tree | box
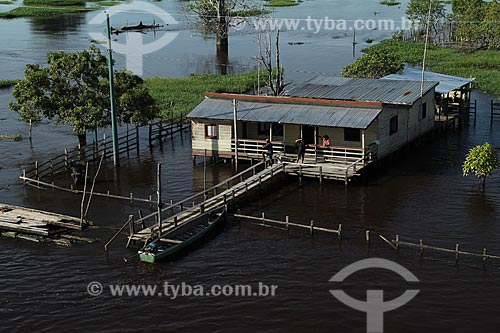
[341,49,404,79]
[10,46,158,146]
[462,142,499,188]
[406,0,446,38]
[186,0,263,74]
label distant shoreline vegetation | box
[0,0,124,19]
[379,0,401,6]
[0,80,18,89]
[264,0,301,7]
[361,39,500,97]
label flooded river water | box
[1,1,500,332]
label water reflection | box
[28,13,86,34]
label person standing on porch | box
[262,138,273,165]
[322,134,330,147]
[295,138,306,164]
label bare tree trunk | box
[216,39,229,75]
[78,134,87,147]
[216,0,229,75]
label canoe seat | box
[160,238,182,244]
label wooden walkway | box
[124,162,284,248]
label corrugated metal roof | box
[286,76,438,105]
[381,68,474,94]
[187,98,382,129]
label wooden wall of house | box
[317,124,378,149]
[191,120,233,156]
[376,90,435,159]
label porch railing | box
[231,139,285,157]
[231,139,377,166]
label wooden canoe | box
[138,205,226,264]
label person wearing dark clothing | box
[295,138,306,163]
[262,138,273,165]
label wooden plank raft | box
[0,204,94,245]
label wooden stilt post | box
[148,124,152,149]
[419,239,424,256]
[64,148,68,168]
[157,163,162,236]
[319,166,323,184]
[136,126,140,155]
[338,224,342,240]
[261,212,265,227]
[285,216,289,231]
[395,235,400,250]
[365,230,370,246]
[128,216,135,236]
[138,209,145,229]
[310,220,314,236]
[126,124,130,157]
[455,243,460,262]
[203,149,207,199]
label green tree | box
[462,142,499,187]
[451,0,483,14]
[9,46,158,146]
[341,49,404,79]
[406,0,445,37]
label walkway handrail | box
[133,161,266,226]
[344,155,366,179]
[104,215,134,251]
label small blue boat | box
[139,205,226,263]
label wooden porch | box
[231,139,377,183]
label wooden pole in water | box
[365,230,370,246]
[157,163,162,236]
[80,162,89,226]
[233,99,239,170]
[204,149,207,199]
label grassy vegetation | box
[0,0,110,18]
[0,80,18,89]
[0,134,23,141]
[230,9,271,17]
[0,1,14,5]
[364,39,500,96]
[380,0,401,6]
[23,0,86,5]
[0,5,93,18]
[144,72,263,117]
[264,0,301,7]
[98,1,122,6]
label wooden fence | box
[235,212,500,267]
[22,126,139,181]
[148,114,190,148]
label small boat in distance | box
[139,205,226,264]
